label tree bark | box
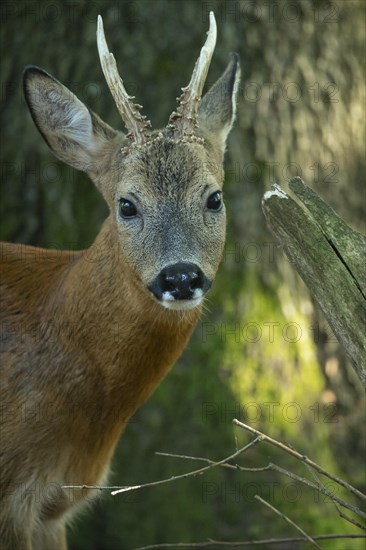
[262,177,366,388]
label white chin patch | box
[160,289,203,311]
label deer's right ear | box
[198,53,241,156]
[23,66,118,172]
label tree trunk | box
[262,177,366,388]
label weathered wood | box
[262,177,366,389]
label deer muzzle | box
[148,262,211,310]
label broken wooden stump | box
[262,177,366,389]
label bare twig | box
[133,533,366,549]
[63,420,365,542]
[155,451,270,472]
[334,503,366,532]
[62,436,261,495]
[110,436,260,496]
[233,419,366,503]
[254,495,322,549]
[304,463,366,532]
[280,463,366,522]
[156,452,366,522]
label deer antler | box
[168,12,217,140]
[97,15,152,144]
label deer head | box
[23,12,240,311]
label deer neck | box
[52,216,201,421]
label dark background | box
[1,0,365,547]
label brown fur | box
[0,42,240,548]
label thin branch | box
[155,451,270,472]
[233,419,366,503]
[62,436,262,494]
[133,533,366,549]
[254,495,322,549]
[276,463,366,522]
[63,422,365,537]
[156,452,366,522]
[304,463,366,532]
[110,436,261,496]
[334,503,366,532]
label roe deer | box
[0,12,240,549]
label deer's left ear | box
[198,53,240,155]
[23,66,118,173]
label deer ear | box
[198,53,240,155]
[23,66,117,172]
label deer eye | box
[119,198,137,219]
[206,191,223,211]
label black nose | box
[149,262,209,301]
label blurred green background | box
[1,0,365,548]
